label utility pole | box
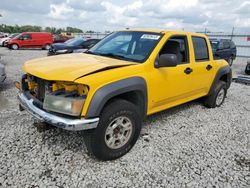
[205,27,207,34]
[230,27,234,40]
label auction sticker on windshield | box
[141,34,161,40]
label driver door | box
[19,34,32,48]
[148,35,197,113]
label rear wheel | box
[44,44,51,50]
[204,81,227,108]
[84,99,142,161]
[245,63,250,75]
[11,44,19,50]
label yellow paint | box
[22,30,228,117]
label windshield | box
[65,38,85,46]
[9,33,19,38]
[13,33,22,39]
[87,31,163,63]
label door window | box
[223,41,230,49]
[19,34,32,40]
[230,41,236,48]
[192,37,209,61]
[159,35,189,64]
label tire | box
[44,44,51,50]
[245,63,250,75]
[84,99,142,161]
[227,56,233,66]
[204,81,227,108]
[11,44,19,50]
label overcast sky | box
[0,0,250,33]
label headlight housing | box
[43,93,85,116]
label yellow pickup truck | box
[17,29,232,160]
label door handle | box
[184,67,193,74]
[206,64,213,71]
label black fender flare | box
[208,65,232,96]
[85,76,148,118]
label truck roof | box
[120,29,207,37]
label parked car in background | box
[0,33,20,47]
[48,38,100,56]
[53,34,72,43]
[0,63,6,83]
[8,32,53,50]
[0,33,8,38]
[210,39,237,66]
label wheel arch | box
[11,43,19,49]
[208,65,232,96]
[85,77,148,119]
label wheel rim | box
[12,44,18,50]
[104,116,133,149]
[45,45,50,50]
[216,89,225,106]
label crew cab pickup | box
[17,30,232,160]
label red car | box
[8,32,53,50]
[53,34,73,43]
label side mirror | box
[155,54,178,68]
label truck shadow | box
[145,99,201,125]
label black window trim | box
[192,36,210,62]
[157,34,190,65]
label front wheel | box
[204,81,227,108]
[11,44,19,50]
[84,99,142,161]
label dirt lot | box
[0,47,249,187]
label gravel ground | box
[0,47,249,187]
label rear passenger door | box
[191,36,216,94]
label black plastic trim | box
[208,65,232,96]
[21,74,28,91]
[86,77,147,118]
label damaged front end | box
[17,74,99,131]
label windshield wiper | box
[85,51,139,63]
[98,53,126,60]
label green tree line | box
[0,24,83,34]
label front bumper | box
[18,92,99,131]
[47,49,71,56]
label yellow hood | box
[23,53,136,81]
